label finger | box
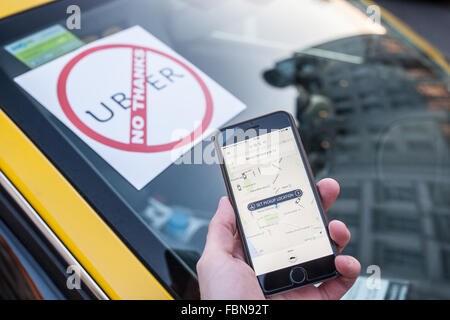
[328,220,350,253]
[316,178,340,212]
[318,255,361,300]
[232,231,246,261]
[204,197,237,254]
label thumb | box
[204,197,237,255]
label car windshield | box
[0,0,448,299]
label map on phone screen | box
[222,126,333,275]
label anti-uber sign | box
[15,26,246,189]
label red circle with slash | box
[57,44,213,152]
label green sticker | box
[5,25,84,69]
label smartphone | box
[214,110,338,295]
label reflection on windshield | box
[141,197,209,251]
[264,33,450,299]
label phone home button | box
[290,267,306,284]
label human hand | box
[196,178,361,300]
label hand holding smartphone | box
[213,111,340,296]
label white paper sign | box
[15,26,246,190]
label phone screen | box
[221,126,333,276]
